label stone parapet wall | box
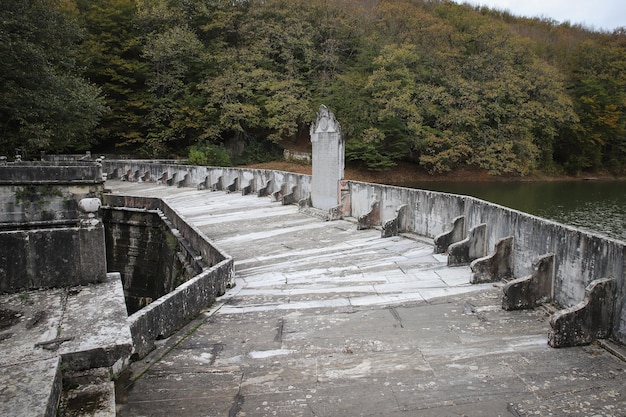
[102,207,204,315]
[102,192,235,358]
[128,261,233,358]
[0,222,107,293]
[0,161,104,224]
[104,160,311,202]
[103,194,229,268]
[0,161,103,184]
[344,180,626,345]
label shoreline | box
[241,160,625,186]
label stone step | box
[0,357,62,417]
[0,273,132,417]
[58,272,133,372]
[58,368,116,417]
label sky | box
[450,0,625,31]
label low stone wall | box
[103,208,205,314]
[128,261,232,358]
[0,161,104,224]
[0,222,107,293]
[102,193,234,358]
[0,161,103,184]
[103,160,311,203]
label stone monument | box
[310,105,344,210]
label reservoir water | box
[406,180,626,242]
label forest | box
[1,0,625,176]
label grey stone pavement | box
[109,182,626,417]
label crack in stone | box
[274,318,284,343]
[388,307,404,328]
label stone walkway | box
[109,182,626,417]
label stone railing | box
[104,160,311,203]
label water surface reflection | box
[404,180,626,242]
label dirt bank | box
[241,160,619,186]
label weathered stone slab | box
[470,236,514,284]
[502,253,555,310]
[59,273,132,371]
[0,290,64,367]
[0,274,130,416]
[0,357,62,417]
[548,277,615,348]
[0,274,132,371]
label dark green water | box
[406,180,626,242]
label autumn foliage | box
[1,0,625,176]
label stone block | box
[0,357,62,417]
[166,172,177,186]
[357,201,380,230]
[434,216,465,254]
[212,175,222,191]
[177,173,189,188]
[60,368,116,417]
[502,253,554,310]
[282,185,298,205]
[548,277,615,348]
[0,222,107,293]
[448,223,487,266]
[241,182,253,196]
[381,216,398,238]
[226,177,238,193]
[328,205,343,221]
[258,180,273,197]
[197,176,209,190]
[58,273,133,371]
[381,204,408,238]
[470,236,514,284]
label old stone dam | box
[105,159,626,417]
[1,108,625,416]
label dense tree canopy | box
[1,0,625,175]
[0,0,107,157]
